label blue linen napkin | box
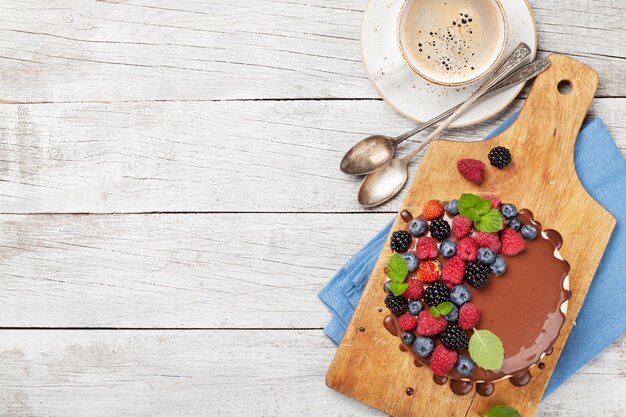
[319,115,626,397]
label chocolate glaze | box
[509,370,531,387]
[384,205,570,395]
[433,375,448,385]
[401,210,414,223]
[450,379,473,395]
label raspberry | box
[417,310,448,336]
[423,200,444,220]
[473,232,502,253]
[451,215,473,239]
[384,294,408,315]
[417,260,441,283]
[464,261,490,289]
[416,236,438,259]
[459,303,481,330]
[429,218,451,240]
[441,256,465,286]
[430,344,458,376]
[483,195,501,208]
[403,278,424,300]
[399,312,417,330]
[440,324,469,350]
[457,159,485,184]
[488,146,512,169]
[423,281,450,306]
[501,228,526,256]
[390,230,412,253]
[457,237,478,261]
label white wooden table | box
[0,1,623,415]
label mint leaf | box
[474,209,503,232]
[476,198,492,215]
[466,207,480,222]
[481,405,522,417]
[429,306,441,317]
[387,253,408,283]
[458,193,481,214]
[388,281,409,297]
[469,329,505,370]
[437,302,453,315]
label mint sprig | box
[481,405,521,417]
[458,193,503,232]
[429,301,453,317]
[468,328,505,370]
[386,253,408,296]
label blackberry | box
[423,281,450,307]
[429,218,451,240]
[464,261,490,289]
[488,146,512,168]
[390,230,412,253]
[385,294,408,315]
[441,324,469,350]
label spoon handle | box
[401,43,532,164]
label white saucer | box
[361,0,537,127]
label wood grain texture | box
[0,98,623,213]
[327,56,616,416]
[0,0,623,102]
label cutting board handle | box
[499,54,598,163]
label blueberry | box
[439,239,457,258]
[402,252,419,272]
[412,336,435,357]
[408,300,423,316]
[402,331,416,345]
[521,224,538,240]
[455,356,475,376]
[477,247,496,264]
[446,199,459,216]
[409,219,428,237]
[449,284,471,306]
[444,304,459,322]
[384,282,392,295]
[500,203,518,219]
[507,217,522,231]
[490,255,507,276]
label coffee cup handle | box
[373,57,409,81]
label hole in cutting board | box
[557,80,572,95]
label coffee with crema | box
[399,0,506,85]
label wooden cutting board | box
[326,55,615,416]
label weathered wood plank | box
[0,98,623,213]
[0,329,621,416]
[0,0,622,102]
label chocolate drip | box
[413,359,423,368]
[509,370,531,387]
[544,229,563,250]
[401,210,414,223]
[399,344,407,352]
[476,382,494,396]
[383,315,398,336]
[450,379,473,395]
[538,362,545,370]
[545,347,554,356]
[433,375,448,385]
[405,387,414,396]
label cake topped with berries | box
[382,194,570,396]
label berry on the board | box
[423,200,444,220]
[404,278,424,300]
[457,158,485,184]
[384,294,408,315]
[441,323,469,350]
[521,224,538,240]
[500,203,518,219]
[417,260,441,282]
[444,304,459,322]
[477,247,496,264]
[459,303,481,330]
[384,282,392,295]
[417,310,448,336]
[490,255,507,276]
[402,252,419,272]
[399,312,418,330]
[408,300,424,316]
[455,356,476,376]
[452,215,473,239]
[473,232,501,253]
[488,146,512,169]
[464,260,490,289]
[408,218,428,237]
[430,344,458,376]
[390,230,412,253]
[457,237,478,261]
[439,239,457,258]
[413,336,435,357]
[423,281,450,306]
[450,284,471,306]
[402,331,416,345]
[446,199,459,216]
[416,236,439,259]
[501,227,526,256]
[507,217,522,231]
[429,218,451,240]
[483,195,501,208]
[441,256,465,287]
